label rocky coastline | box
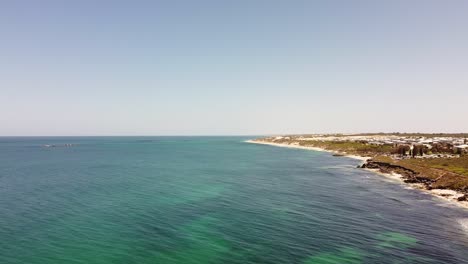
[247,138,468,208]
[358,159,468,204]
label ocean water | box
[0,136,467,264]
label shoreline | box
[245,140,370,161]
[364,168,468,209]
[246,139,468,209]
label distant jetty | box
[42,144,74,148]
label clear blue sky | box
[1,1,467,136]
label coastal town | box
[269,134,468,158]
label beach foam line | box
[458,218,468,234]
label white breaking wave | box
[458,218,468,235]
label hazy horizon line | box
[2,132,468,137]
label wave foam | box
[458,218,468,234]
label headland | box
[248,133,468,208]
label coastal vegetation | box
[297,140,394,155]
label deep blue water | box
[0,137,467,263]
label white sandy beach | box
[245,140,370,161]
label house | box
[454,145,468,155]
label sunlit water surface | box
[1,137,467,263]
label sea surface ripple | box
[0,137,467,264]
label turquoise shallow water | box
[1,136,467,264]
